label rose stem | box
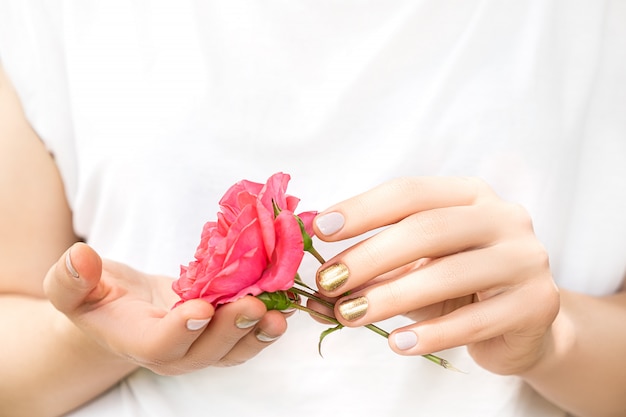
[305,246,326,265]
[289,286,460,371]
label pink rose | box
[173,172,317,307]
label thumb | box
[43,242,103,314]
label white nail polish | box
[65,249,80,279]
[315,212,345,236]
[186,319,210,331]
[394,331,418,350]
[255,329,280,342]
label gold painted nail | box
[318,263,349,292]
[338,296,369,321]
[235,315,260,329]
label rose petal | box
[174,172,314,308]
[258,172,290,212]
[256,211,303,292]
[255,200,276,259]
[203,247,267,296]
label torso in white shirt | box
[1,1,624,416]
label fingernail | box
[318,263,349,292]
[255,329,280,343]
[338,296,368,321]
[315,212,344,236]
[235,315,260,329]
[186,318,211,331]
[393,331,418,350]
[65,248,80,279]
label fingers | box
[92,296,285,375]
[331,241,542,326]
[217,309,288,365]
[43,243,286,375]
[310,175,559,373]
[108,295,286,374]
[43,242,104,313]
[173,296,287,371]
[316,200,529,296]
[313,176,492,241]
[388,282,559,369]
[134,297,215,364]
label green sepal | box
[318,324,344,357]
[295,215,314,252]
[271,199,281,218]
[257,291,292,311]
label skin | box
[0,65,288,417]
[313,177,626,417]
[2,61,624,416]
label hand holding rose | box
[43,243,287,375]
[43,174,560,378]
[313,176,560,375]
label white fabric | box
[1,1,625,416]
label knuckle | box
[510,237,551,275]
[351,194,374,221]
[530,278,560,323]
[503,202,534,231]
[386,177,428,207]
[354,238,386,271]
[428,322,449,351]
[381,280,406,310]
[468,307,491,334]
[409,210,450,244]
[463,176,493,200]
[530,241,551,270]
[389,176,421,195]
[435,257,465,290]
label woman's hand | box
[43,243,287,375]
[312,176,560,375]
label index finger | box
[313,176,491,241]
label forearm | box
[0,295,137,417]
[521,289,626,417]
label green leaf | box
[318,324,344,357]
[257,291,292,311]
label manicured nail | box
[186,318,211,331]
[255,329,280,343]
[65,248,80,279]
[393,331,418,350]
[338,296,368,321]
[235,315,260,329]
[315,212,345,236]
[317,263,349,292]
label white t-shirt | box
[1,1,625,416]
